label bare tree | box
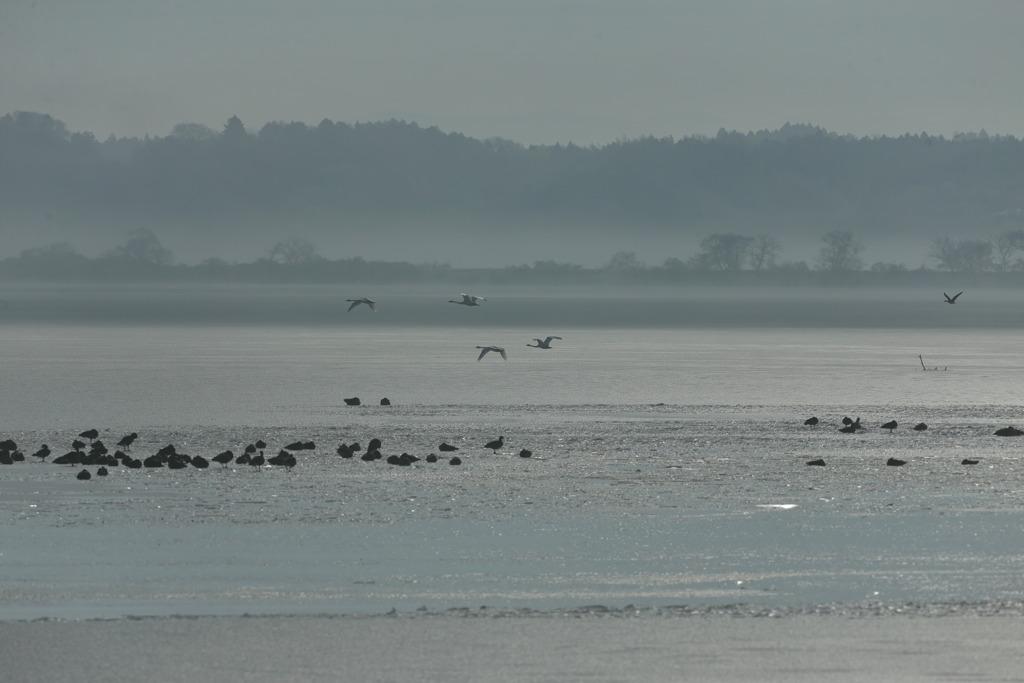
[749,233,782,271]
[268,237,322,265]
[696,233,754,271]
[991,229,1024,271]
[104,228,173,265]
[605,251,644,271]
[817,231,864,272]
[930,237,993,273]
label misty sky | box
[3,0,1023,145]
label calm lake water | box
[2,284,1024,620]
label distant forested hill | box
[2,111,1023,266]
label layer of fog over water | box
[3,284,1024,621]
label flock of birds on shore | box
[799,413,1024,467]
[0,429,532,480]
[348,292,562,360]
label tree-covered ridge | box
[3,111,1023,241]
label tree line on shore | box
[4,228,1024,287]
[3,110,1024,258]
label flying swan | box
[476,346,507,361]
[347,298,377,312]
[449,293,486,306]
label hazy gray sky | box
[2,0,1023,144]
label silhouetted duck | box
[995,426,1024,436]
[191,456,210,469]
[0,451,13,465]
[881,420,898,433]
[116,432,138,450]
[806,459,826,466]
[236,452,251,465]
[839,420,860,434]
[79,429,99,442]
[31,445,51,462]
[913,423,928,431]
[255,439,267,449]
[380,398,391,406]
[485,436,504,453]
[213,450,234,467]
[0,439,16,451]
[886,457,907,466]
[11,450,24,462]
[425,453,438,463]
[439,443,459,452]
[448,456,462,465]
[249,454,266,470]
[368,438,382,452]
[143,455,164,467]
[345,397,361,406]
[336,444,354,458]
[962,458,980,465]
[803,417,819,427]
[97,467,109,476]
[76,469,91,480]
[157,444,177,457]
[53,451,83,466]
[519,449,532,458]
[841,416,853,426]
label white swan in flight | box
[943,291,962,304]
[476,346,507,361]
[346,298,377,312]
[527,336,562,349]
[449,293,485,306]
